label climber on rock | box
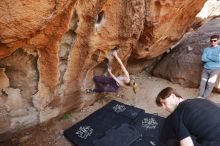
[85,48,137,93]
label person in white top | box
[85,48,136,93]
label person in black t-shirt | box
[155,87,220,146]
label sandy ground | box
[1,71,220,146]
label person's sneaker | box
[197,96,204,99]
[85,89,93,93]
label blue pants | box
[93,76,119,92]
[199,68,220,98]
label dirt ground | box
[1,71,220,146]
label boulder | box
[152,17,220,88]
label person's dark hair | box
[125,82,131,86]
[155,87,183,106]
[210,35,219,40]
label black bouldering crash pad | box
[64,100,165,146]
[93,123,142,146]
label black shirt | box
[168,98,220,143]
